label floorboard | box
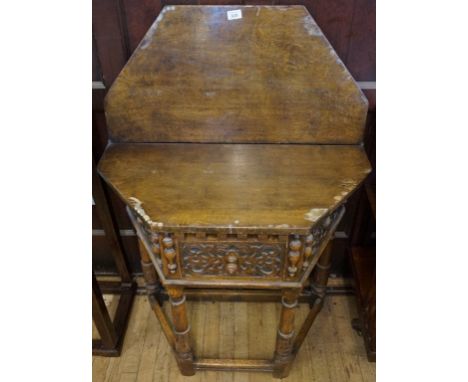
[93,295,375,382]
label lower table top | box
[98,143,371,233]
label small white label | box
[227,9,242,20]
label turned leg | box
[167,286,195,376]
[310,241,333,304]
[292,241,334,355]
[137,238,163,305]
[273,288,301,378]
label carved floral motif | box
[180,242,284,277]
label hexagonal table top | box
[98,143,371,233]
[105,5,368,144]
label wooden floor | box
[93,295,375,382]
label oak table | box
[97,5,371,378]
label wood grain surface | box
[98,143,371,233]
[105,5,368,144]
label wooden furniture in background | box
[92,157,136,356]
[350,179,376,361]
[97,5,371,377]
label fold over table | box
[98,5,371,377]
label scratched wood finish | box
[98,143,370,232]
[105,5,368,144]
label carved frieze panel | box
[129,197,345,282]
[180,241,285,278]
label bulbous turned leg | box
[167,286,195,376]
[273,288,301,378]
[310,241,333,306]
